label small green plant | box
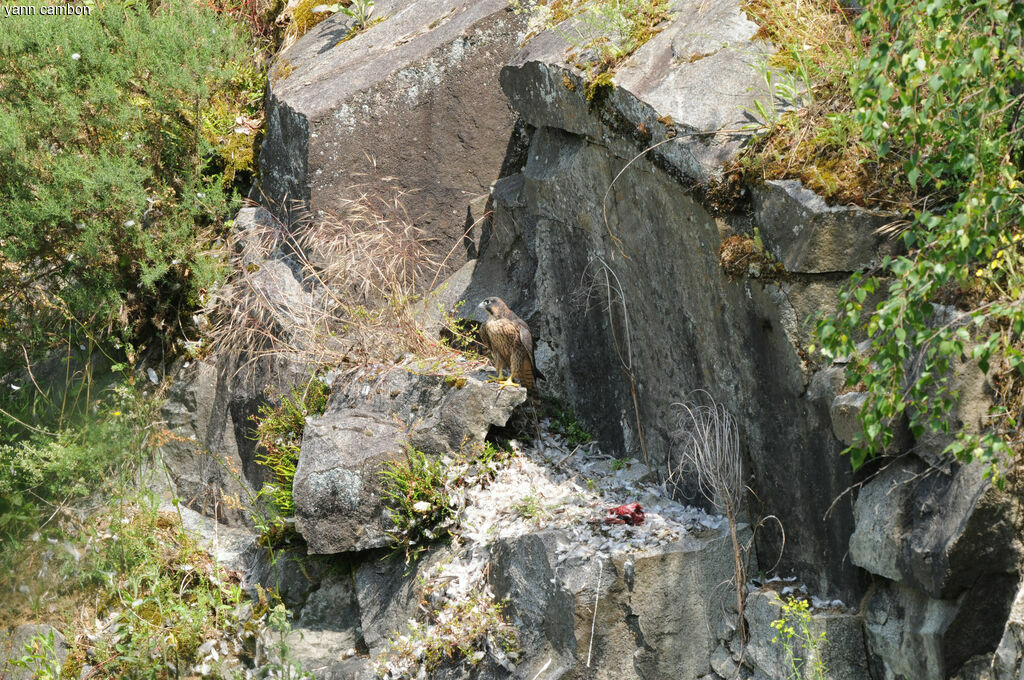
[251,376,331,545]
[770,597,827,680]
[9,628,63,680]
[743,57,810,130]
[551,408,594,447]
[379,445,457,563]
[265,603,315,680]
[512,492,543,519]
[512,0,673,94]
[314,0,378,38]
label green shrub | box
[0,0,263,367]
[252,376,331,544]
[551,408,593,447]
[813,0,1024,478]
[0,380,157,546]
[379,445,457,563]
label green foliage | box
[0,378,157,546]
[551,408,593,447]
[8,628,63,680]
[314,0,380,42]
[0,367,311,679]
[67,505,255,678]
[770,597,828,680]
[378,440,515,563]
[252,376,331,544]
[264,603,316,680]
[733,0,909,206]
[379,445,457,563]
[512,491,543,518]
[813,0,1024,478]
[0,0,262,364]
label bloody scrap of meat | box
[604,502,644,526]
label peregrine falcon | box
[477,297,543,390]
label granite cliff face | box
[153,0,1023,678]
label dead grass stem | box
[206,183,467,373]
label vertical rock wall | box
[255,0,529,275]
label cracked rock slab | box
[257,0,527,274]
[293,368,525,554]
[752,179,899,273]
[501,0,773,181]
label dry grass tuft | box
[206,183,471,371]
[733,0,912,209]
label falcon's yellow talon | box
[485,371,520,388]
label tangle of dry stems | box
[205,184,464,371]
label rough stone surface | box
[830,391,867,447]
[850,457,1021,599]
[744,590,870,680]
[488,525,742,679]
[992,579,1024,680]
[468,125,865,601]
[752,179,899,273]
[0,625,68,680]
[293,368,525,554]
[864,578,1021,680]
[864,581,958,680]
[160,350,310,526]
[247,546,338,611]
[354,548,450,656]
[279,631,368,680]
[257,0,528,275]
[169,504,256,574]
[501,0,773,180]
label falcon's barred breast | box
[477,297,542,390]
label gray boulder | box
[256,0,528,274]
[830,391,867,448]
[752,179,899,274]
[850,458,1021,599]
[992,579,1024,680]
[0,625,68,680]
[489,525,743,679]
[354,546,455,656]
[862,571,1020,680]
[744,589,870,680]
[500,0,774,180]
[293,369,525,554]
[160,350,311,526]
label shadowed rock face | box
[161,351,312,527]
[255,0,528,277]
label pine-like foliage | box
[0,0,260,363]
